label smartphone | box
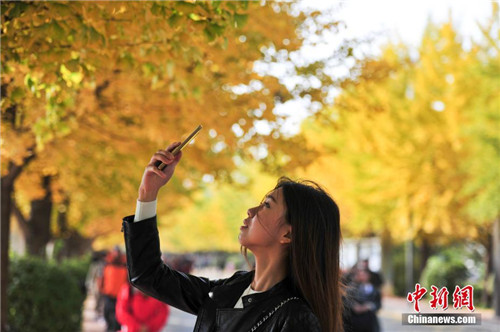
[156,125,203,170]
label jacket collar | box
[210,270,296,309]
[209,270,253,308]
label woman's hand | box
[138,142,183,202]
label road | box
[162,307,196,332]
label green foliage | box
[420,247,469,295]
[7,256,90,332]
[420,245,489,306]
[59,255,91,294]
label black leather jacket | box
[122,215,321,332]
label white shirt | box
[134,200,157,222]
[234,284,262,309]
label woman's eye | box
[264,202,271,208]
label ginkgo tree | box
[299,6,499,308]
[1,1,352,328]
[1,0,344,249]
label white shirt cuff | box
[134,200,157,222]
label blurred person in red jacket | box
[116,282,169,332]
[99,246,129,331]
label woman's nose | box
[247,206,259,217]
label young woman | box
[122,142,343,331]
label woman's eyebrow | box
[266,194,277,203]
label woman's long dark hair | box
[276,177,343,332]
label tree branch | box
[3,145,37,184]
[11,200,29,238]
[78,117,141,144]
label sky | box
[264,0,496,137]
[337,0,495,49]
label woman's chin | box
[238,233,246,245]
[238,233,251,247]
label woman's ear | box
[280,226,292,244]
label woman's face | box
[239,188,291,249]
[355,269,370,284]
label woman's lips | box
[240,218,251,231]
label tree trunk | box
[1,155,35,332]
[405,240,414,292]
[493,218,500,317]
[25,175,53,257]
[1,173,14,332]
[55,196,93,260]
[381,229,394,295]
[480,229,493,308]
[417,238,431,282]
[56,231,93,260]
[57,195,70,236]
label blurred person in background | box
[116,282,169,332]
[86,250,109,321]
[357,259,383,290]
[344,259,383,290]
[99,246,129,331]
[122,142,345,331]
[344,269,381,332]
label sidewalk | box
[81,295,106,332]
